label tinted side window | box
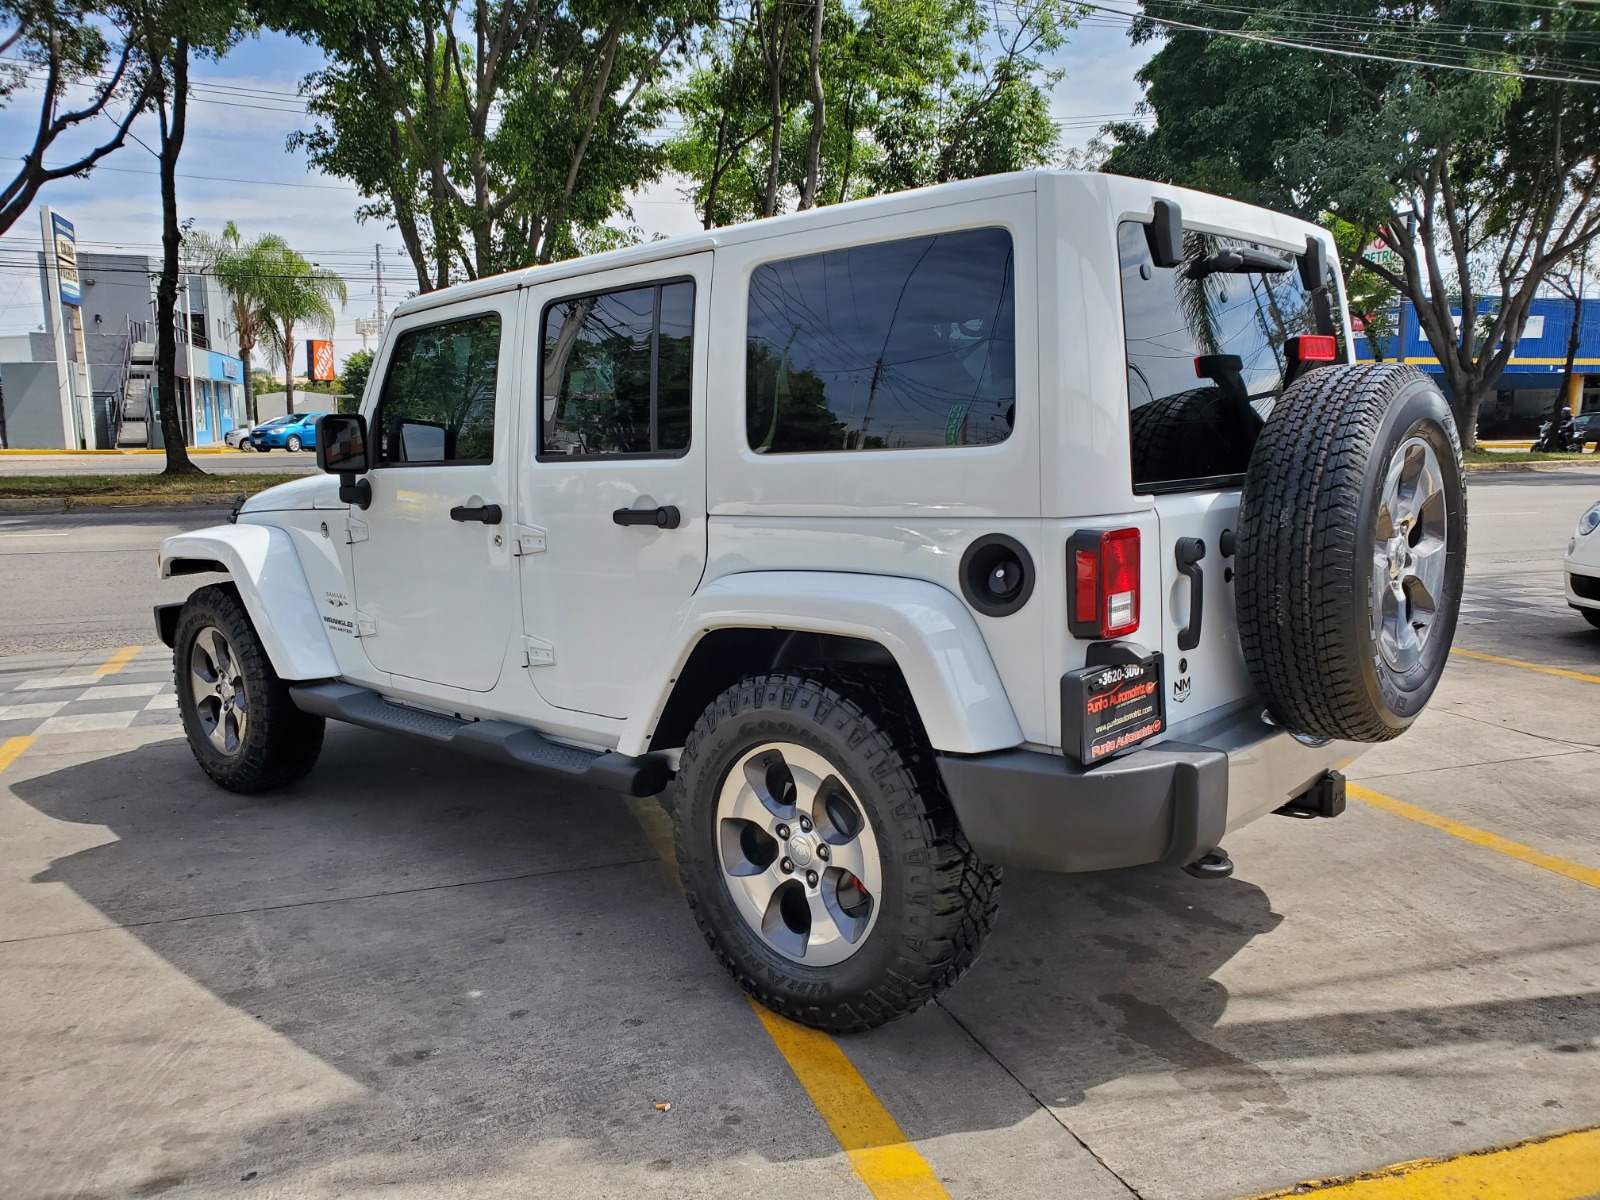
[373,314,501,465]
[1121,221,1337,491]
[540,280,695,457]
[746,227,1015,453]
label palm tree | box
[259,246,347,412]
[186,222,290,425]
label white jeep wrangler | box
[158,172,1465,1032]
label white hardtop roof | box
[390,169,1328,321]
[390,170,1045,320]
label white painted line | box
[83,682,165,700]
[12,675,102,691]
[142,694,178,711]
[0,700,69,721]
[33,711,139,735]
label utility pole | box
[373,242,386,327]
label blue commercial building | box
[1354,296,1599,434]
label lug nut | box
[780,857,795,874]
[817,844,830,861]
[805,870,819,887]
[776,823,791,840]
[798,815,813,833]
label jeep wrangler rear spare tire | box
[671,672,1000,1033]
[175,583,326,792]
[1235,363,1466,742]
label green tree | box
[272,0,709,289]
[1104,0,1600,447]
[337,346,375,411]
[122,0,248,474]
[185,221,289,425]
[666,0,1073,228]
[258,245,347,412]
[0,1,155,236]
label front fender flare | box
[621,571,1024,757]
[159,524,339,682]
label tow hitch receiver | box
[1276,769,1347,820]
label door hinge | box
[345,517,369,544]
[355,611,377,637]
[512,524,547,556]
[521,636,555,667]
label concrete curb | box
[1464,458,1598,474]
[0,495,239,513]
[0,447,244,456]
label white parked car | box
[1566,499,1600,628]
[223,423,253,449]
[154,172,1467,1032]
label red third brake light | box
[1288,334,1338,362]
[1069,528,1141,639]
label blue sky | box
[0,18,1151,362]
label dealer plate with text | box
[1062,653,1166,764]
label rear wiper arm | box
[1187,248,1294,279]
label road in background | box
[0,509,227,655]
[0,451,319,476]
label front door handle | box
[450,503,503,524]
[613,505,680,530]
[1175,537,1205,652]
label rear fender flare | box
[620,571,1024,757]
[159,524,338,681]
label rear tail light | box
[1068,528,1141,639]
[1287,334,1338,363]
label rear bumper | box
[936,707,1354,873]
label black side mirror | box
[316,413,372,509]
[1145,198,1183,268]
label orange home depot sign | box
[307,340,336,381]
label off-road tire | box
[286,435,302,452]
[670,671,1000,1033]
[1130,386,1259,484]
[1236,363,1466,742]
[174,583,325,792]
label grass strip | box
[0,473,308,499]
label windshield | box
[1120,220,1342,493]
[258,417,294,429]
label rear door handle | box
[612,505,680,529]
[1175,537,1205,652]
[450,503,502,524]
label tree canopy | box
[1104,0,1600,444]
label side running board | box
[288,682,672,798]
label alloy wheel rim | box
[1371,436,1451,673]
[189,625,248,756]
[715,742,883,966]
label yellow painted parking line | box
[93,646,141,676]
[0,736,36,775]
[623,796,948,1198]
[749,1001,951,1200]
[1349,784,1600,889]
[1451,647,1600,685]
[1246,1125,1600,1198]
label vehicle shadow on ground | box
[10,730,1600,1195]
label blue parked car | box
[249,412,322,453]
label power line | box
[1084,1,1600,85]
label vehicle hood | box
[237,474,345,514]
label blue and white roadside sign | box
[52,213,79,306]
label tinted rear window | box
[1120,221,1337,492]
[746,227,1016,453]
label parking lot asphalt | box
[1,470,1598,1200]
